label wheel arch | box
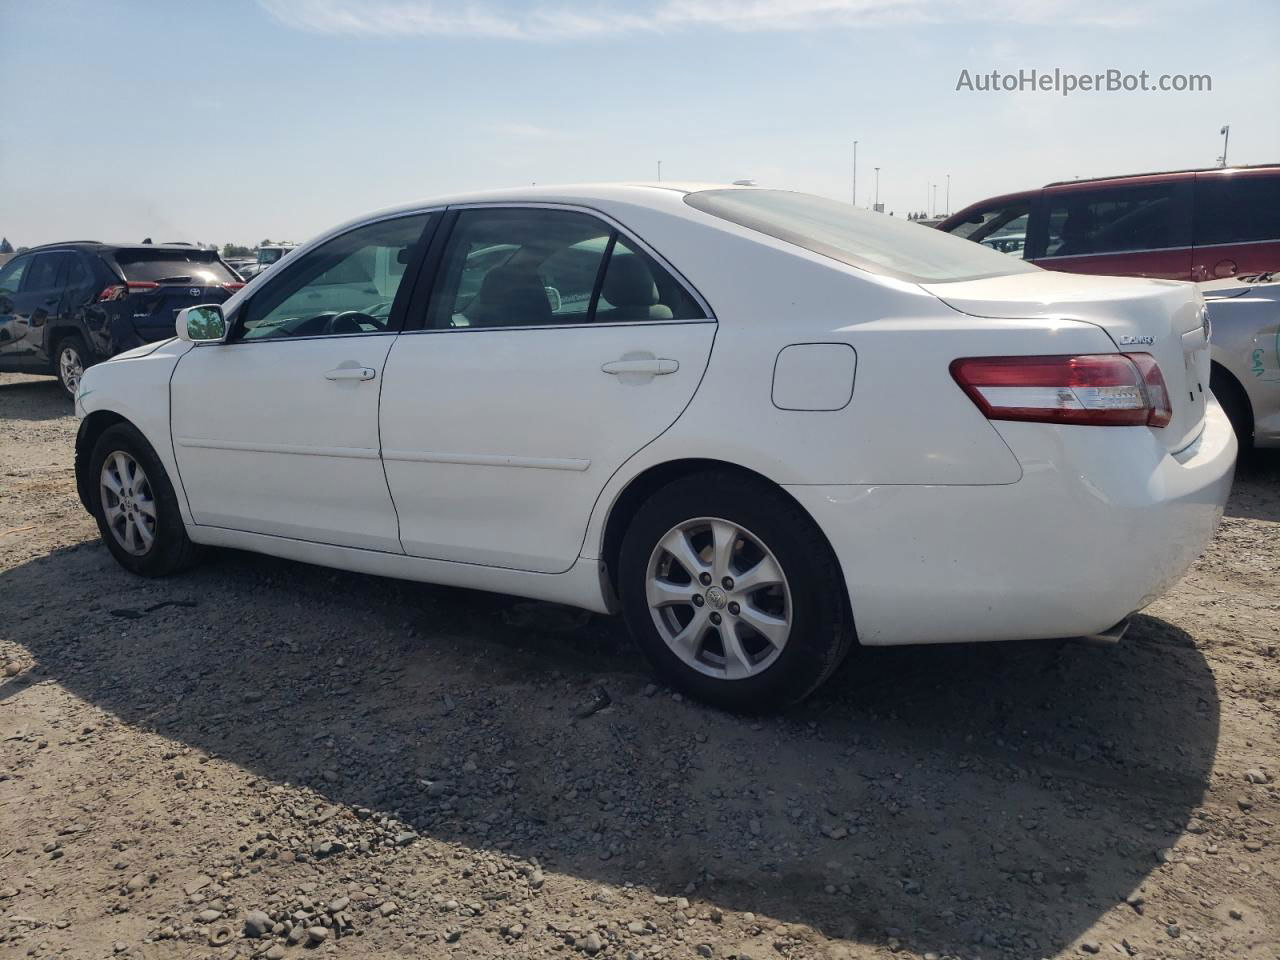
[47,324,91,369]
[598,458,853,626]
[75,410,130,512]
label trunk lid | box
[921,271,1210,453]
[108,248,241,343]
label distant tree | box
[223,243,253,257]
[16,246,29,253]
[259,238,272,247]
[0,237,13,254]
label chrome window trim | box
[1191,239,1280,250]
[443,200,717,321]
[397,318,717,336]
[1036,243,1194,260]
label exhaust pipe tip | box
[1075,616,1132,646]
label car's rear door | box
[1192,169,1280,280]
[0,254,35,364]
[378,205,716,574]
[170,213,433,551]
[1030,178,1194,279]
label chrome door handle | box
[324,366,376,381]
[601,358,679,376]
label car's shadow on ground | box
[0,376,71,421]
[1225,448,1280,521]
[2,542,1219,958]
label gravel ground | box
[1,370,1277,960]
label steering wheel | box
[326,311,385,335]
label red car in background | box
[936,164,1280,281]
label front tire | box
[618,471,853,710]
[90,423,203,576]
[54,334,91,400]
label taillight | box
[950,353,1172,428]
[222,282,246,292]
[97,281,159,302]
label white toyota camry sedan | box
[74,183,1236,709]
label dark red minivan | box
[936,164,1280,281]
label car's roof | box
[357,181,743,219]
[1044,162,1278,189]
[20,241,222,255]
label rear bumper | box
[786,399,1237,646]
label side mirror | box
[175,304,226,343]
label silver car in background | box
[1202,273,1280,448]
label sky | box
[2,0,1278,249]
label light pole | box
[657,160,662,182]
[1218,125,1230,167]
[852,140,858,206]
[874,167,880,210]
[945,174,950,217]
[931,184,937,217]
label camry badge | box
[1119,334,1155,345]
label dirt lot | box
[1,370,1276,960]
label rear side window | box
[25,253,61,290]
[1041,183,1191,257]
[1195,174,1280,246]
[112,250,237,284]
[427,208,706,329]
[685,189,1038,283]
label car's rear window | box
[112,249,237,284]
[685,188,1040,283]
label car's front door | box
[379,206,716,574]
[170,213,434,551]
[0,252,59,364]
[0,254,34,363]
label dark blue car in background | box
[0,242,244,397]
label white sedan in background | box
[1201,272,1280,448]
[74,183,1235,709]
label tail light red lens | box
[222,282,246,292]
[97,281,160,302]
[950,353,1171,428]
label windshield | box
[685,189,1040,283]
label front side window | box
[236,215,431,341]
[427,208,706,329]
[947,202,1031,258]
[1042,183,1190,258]
[1195,174,1280,246]
[685,189,1038,283]
[0,255,30,295]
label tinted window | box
[686,189,1038,283]
[237,214,430,341]
[26,253,61,290]
[948,202,1031,258]
[113,250,237,284]
[65,255,92,288]
[428,208,705,329]
[1195,174,1280,246]
[1042,183,1190,257]
[0,255,31,295]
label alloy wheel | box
[645,517,792,680]
[99,451,158,556]
[59,345,84,396]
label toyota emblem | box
[189,288,201,297]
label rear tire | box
[53,334,91,400]
[90,423,203,576]
[1211,365,1253,450]
[618,471,853,711]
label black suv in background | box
[0,243,244,397]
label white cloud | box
[257,0,1148,40]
